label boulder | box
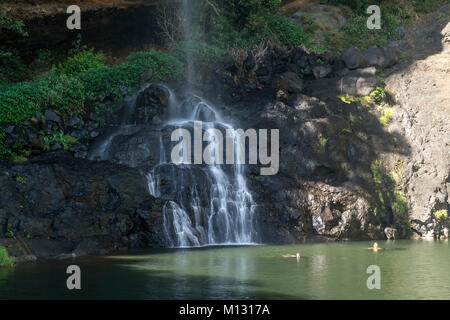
[384,227,398,240]
[139,68,153,86]
[0,151,170,260]
[363,46,386,68]
[44,109,61,124]
[312,65,332,79]
[273,71,303,93]
[339,67,379,96]
[223,54,236,72]
[341,46,365,70]
[382,46,399,68]
[133,84,170,124]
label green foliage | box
[0,71,86,126]
[371,160,383,184]
[43,131,80,151]
[36,49,54,65]
[79,50,183,101]
[198,0,311,59]
[370,86,387,104]
[0,49,183,158]
[15,176,27,183]
[0,246,15,267]
[223,0,282,28]
[68,34,88,56]
[318,0,449,53]
[434,209,448,222]
[262,13,311,46]
[5,230,14,238]
[392,191,407,217]
[379,108,393,127]
[53,50,106,77]
[0,15,28,83]
[314,133,329,153]
[0,15,28,36]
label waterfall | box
[146,93,257,247]
[147,0,257,247]
[88,0,257,248]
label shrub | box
[0,71,86,124]
[53,50,106,77]
[43,131,80,151]
[263,14,311,46]
[79,50,183,101]
[0,49,183,158]
[370,87,387,103]
[434,209,448,222]
[0,246,15,267]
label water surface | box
[1,240,449,299]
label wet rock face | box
[133,84,170,124]
[0,151,169,259]
[228,84,399,243]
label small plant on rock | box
[434,209,448,223]
[0,246,15,267]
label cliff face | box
[385,8,450,239]
[1,0,179,62]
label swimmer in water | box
[283,253,301,261]
[367,242,382,252]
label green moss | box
[434,209,448,222]
[379,108,394,127]
[0,246,15,267]
[392,191,407,217]
[15,176,27,183]
[370,160,383,184]
[314,133,329,153]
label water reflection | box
[0,241,449,299]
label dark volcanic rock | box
[341,46,365,70]
[0,151,169,260]
[134,84,170,124]
[363,45,386,68]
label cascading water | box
[149,0,256,247]
[146,93,257,247]
[88,0,257,248]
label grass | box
[379,108,394,127]
[0,246,15,267]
